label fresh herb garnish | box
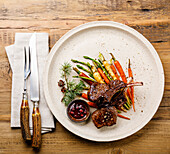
[60,62,72,89]
[59,62,86,106]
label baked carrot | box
[110,64,120,80]
[110,58,130,110]
[128,59,135,112]
[117,114,130,120]
[81,93,98,108]
[99,53,117,80]
[87,102,98,108]
[110,53,126,82]
[93,72,104,83]
[91,65,105,83]
[127,88,133,100]
[97,67,110,84]
[81,93,88,100]
[92,61,110,84]
[110,53,132,100]
[73,67,94,85]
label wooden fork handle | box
[20,93,31,141]
[32,102,41,149]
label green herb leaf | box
[74,80,85,95]
[60,62,72,79]
[60,62,86,106]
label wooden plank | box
[0,114,170,153]
[0,0,169,21]
[0,0,169,153]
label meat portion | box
[102,80,126,103]
[92,106,117,128]
[111,92,127,109]
[88,80,126,106]
[87,82,109,103]
[89,79,143,128]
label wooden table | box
[0,0,169,153]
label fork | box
[20,47,31,141]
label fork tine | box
[28,47,31,72]
[24,47,27,71]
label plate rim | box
[43,21,165,142]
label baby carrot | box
[97,67,110,84]
[92,61,110,83]
[117,114,130,120]
[128,59,135,112]
[81,93,88,100]
[91,66,105,83]
[99,53,117,80]
[87,102,98,108]
[127,88,133,101]
[81,93,98,108]
[110,64,120,80]
[110,53,126,82]
[110,53,132,100]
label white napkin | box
[5,33,55,134]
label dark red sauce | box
[69,101,87,119]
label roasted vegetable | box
[73,67,94,85]
[83,56,111,81]
[99,53,117,80]
[117,114,130,120]
[71,59,92,70]
[110,53,132,101]
[109,59,120,80]
[91,65,105,83]
[93,61,110,84]
[128,59,135,111]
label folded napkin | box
[5,33,55,134]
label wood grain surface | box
[0,0,169,153]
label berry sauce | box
[69,101,87,119]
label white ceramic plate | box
[43,21,164,142]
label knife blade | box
[30,33,39,101]
[29,33,41,149]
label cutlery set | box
[20,33,41,149]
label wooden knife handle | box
[32,102,41,149]
[20,93,31,141]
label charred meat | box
[88,80,143,128]
[102,80,126,103]
[87,82,110,103]
[111,92,127,110]
[88,80,126,105]
[88,80,143,107]
[92,106,117,128]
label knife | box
[29,33,41,149]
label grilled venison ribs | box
[88,79,143,128]
[88,80,127,107]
